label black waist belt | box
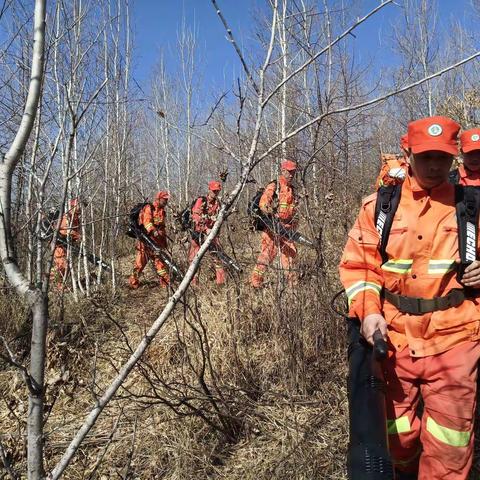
[384,288,466,315]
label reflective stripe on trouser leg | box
[384,348,422,475]
[388,416,411,435]
[417,341,480,479]
[426,417,470,447]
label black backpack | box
[126,202,151,238]
[247,180,278,231]
[375,183,480,270]
[179,196,207,231]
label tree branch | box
[258,51,480,163]
[210,0,260,95]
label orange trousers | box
[129,240,169,289]
[384,340,480,479]
[188,239,226,285]
[251,230,297,287]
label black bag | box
[247,181,277,231]
[126,202,151,238]
[179,196,206,231]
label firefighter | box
[51,198,81,288]
[450,128,480,186]
[250,159,298,288]
[188,180,226,285]
[339,116,480,479]
[128,191,170,289]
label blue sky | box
[132,0,476,93]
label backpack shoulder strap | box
[448,169,460,185]
[374,184,402,264]
[455,185,480,264]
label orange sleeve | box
[142,204,155,234]
[259,182,276,213]
[338,193,384,320]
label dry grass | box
[0,231,350,479]
[4,227,480,479]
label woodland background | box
[0,0,480,478]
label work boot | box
[128,274,139,289]
[250,268,265,288]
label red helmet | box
[208,181,222,192]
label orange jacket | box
[259,175,297,226]
[60,206,81,242]
[339,173,480,357]
[191,196,220,232]
[139,202,166,238]
[374,154,408,190]
[457,164,480,186]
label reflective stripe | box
[381,259,413,274]
[428,259,456,274]
[426,417,470,447]
[345,281,382,304]
[157,269,167,275]
[253,267,265,276]
[387,416,411,435]
[145,222,154,230]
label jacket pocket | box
[348,226,379,246]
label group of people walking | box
[123,160,301,290]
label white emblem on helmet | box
[471,133,480,142]
[428,124,443,136]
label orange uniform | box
[129,199,170,289]
[188,185,226,285]
[51,200,81,287]
[455,164,480,186]
[251,174,298,287]
[340,116,480,479]
[454,129,480,186]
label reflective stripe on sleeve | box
[345,281,382,305]
[387,416,411,435]
[426,417,470,447]
[381,259,413,274]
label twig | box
[0,335,36,394]
[258,50,480,163]
[0,440,18,480]
[210,0,260,95]
[261,0,395,108]
[86,409,123,480]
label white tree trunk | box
[0,1,46,479]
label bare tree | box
[0,2,47,478]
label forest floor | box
[2,233,480,479]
